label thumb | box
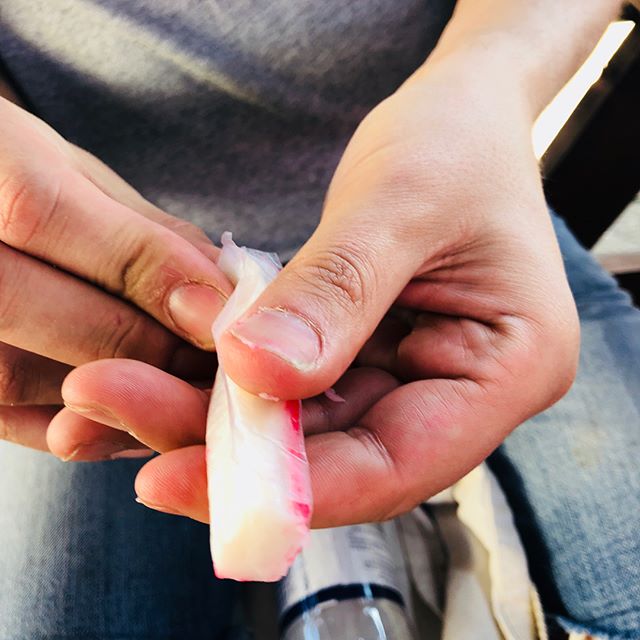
[217,219,419,399]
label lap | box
[489,213,640,639]
[1,211,637,639]
[0,445,236,639]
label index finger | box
[0,167,232,349]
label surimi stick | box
[206,233,312,582]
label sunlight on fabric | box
[533,20,635,159]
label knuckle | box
[349,425,393,470]
[297,243,373,311]
[554,361,578,402]
[94,311,175,368]
[96,312,150,360]
[0,350,27,405]
[109,235,161,303]
[0,169,62,248]
[533,295,581,406]
[0,412,17,443]
[117,239,152,298]
[0,251,24,335]
[163,217,210,245]
[508,304,580,410]
[548,311,580,402]
[106,228,180,311]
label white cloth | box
[397,464,549,640]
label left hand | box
[51,54,579,526]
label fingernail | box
[135,497,183,516]
[168,284,226,348]
[64,403,126,431]
[229,308,321,371]
[63,442,154,462]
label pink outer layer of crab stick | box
[205,233,312,582]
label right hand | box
[0,97,232,455]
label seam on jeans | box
[554,614,640,640]
[577,604,640,622]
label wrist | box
[398,43,538,161]
[412,37,540,122]
[414,0,620,120]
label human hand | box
[57,54,579,525]
[0,98,232,455]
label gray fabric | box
[0,0,455,259]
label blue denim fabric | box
[490,213,640,639]
[0,451,239,639]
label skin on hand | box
[58,52,580,527]
[0,97,234,452]
[53,359,400,519]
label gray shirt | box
[0,0,455,258]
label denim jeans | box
[0,453,241,639]
[0,212,638,639]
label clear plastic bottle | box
[278,523,415,640]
